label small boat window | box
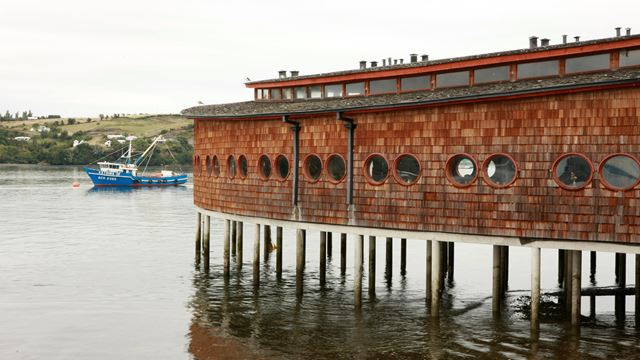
[599,154,640,191]
[326,154,346,183]
[483,154,517,188]
[227,155,236,179]
[363,153,389,185]
[303,154,322,182]
[259,154,271,180]
[238,155,248,179]
[446,154,478,187]
[552,153,593,190]
[393,154,421,185]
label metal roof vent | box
[421,54,429,61]
[626,28,632,36]
[370,61,377,68]
[359,61,366,69]
[410,54,418,63]
[529,36,538,49]
[278,70,287,79]
[616,27,622,37]
[562,35,568,44]
[290,71,299,77]
[382,59,387,66]
[574,36,580,42]
[540,38,550,47]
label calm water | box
[1,165,639,359]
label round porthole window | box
[212,155,220,177]
[326,154,346,183]
[552,153,593,190]
[275,154,290,180]
[393,154,421,185]
[599,154,640,191]
[446,154,478,187]
[238,155,248,179]
[227,155,236,179]
[363,153,389,185]
[482,154,517,188]
[258,155,271,180]
[206,155,212,177]
[304,154,323,182]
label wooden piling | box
[340,233,347,276]
[447,242,454,283]
[296,229,304,298]
[236,221,243,270]
[571,250,582,326]
[203,215,210,270]
[492,245,502,313]
[635,254,639,322]
[355,234,364,307]
[320,231,327,286]
[502,246,509,293]
[615,253,626,321]
[558,249,565,286]
[440,242,447,284]
[400,238,407,276]
[369,235,376,297]
[276,226,283,279]
[565,250,573,314]
[327,232,332,258]
[385,237,392,285]
[253,224,260,287]
[263,224,271,261]
[590,251,596,279]
[426,240,432,300]
[231,221,237,256]
[302,229,306,270]
[223,219,230,277]
[195,212,201,264]
[431,241,442,316]
[531,247,541,331]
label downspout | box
[337,112,356,209]
[283,115,300,212]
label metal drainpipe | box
[337,112,356,205]
[283,115,300,206]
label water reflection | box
[188,245,640,359]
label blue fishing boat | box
[84,135,188,187]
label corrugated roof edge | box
[245,34,640,85]
[183,71,640,119]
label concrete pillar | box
[447,242,454,283]
[385,237,393,285]
[571,250,582,326]
[431,241,442,316]
[231,221,237,256]
[320,231,327,286]
[426,240,432,300]
[369,235,376,297]
[195,212,202,263]
[400,238,407,276]
[276,226,283,279]
[253,224,260,287]
[223,219,230,277]
[263,224,271,261]
[354,234,364,307]
[203,215,210,270]
[531,247,541,331]
[296,229,304,298]
[340,233,347,276]
[236,221,243,270]
[327,232,333,258]
[590,251,596,279]
[492,245,502,313]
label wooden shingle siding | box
[193,87,640,243]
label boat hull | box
[84,167,188,187]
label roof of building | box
[182,68,640,119]
[245,34,640,86]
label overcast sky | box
[1,0,638,117]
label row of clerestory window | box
[194,152,640,191]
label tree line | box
[1,110,33,121]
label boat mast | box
[134,135,164,166]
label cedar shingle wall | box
[193,87,640,243]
